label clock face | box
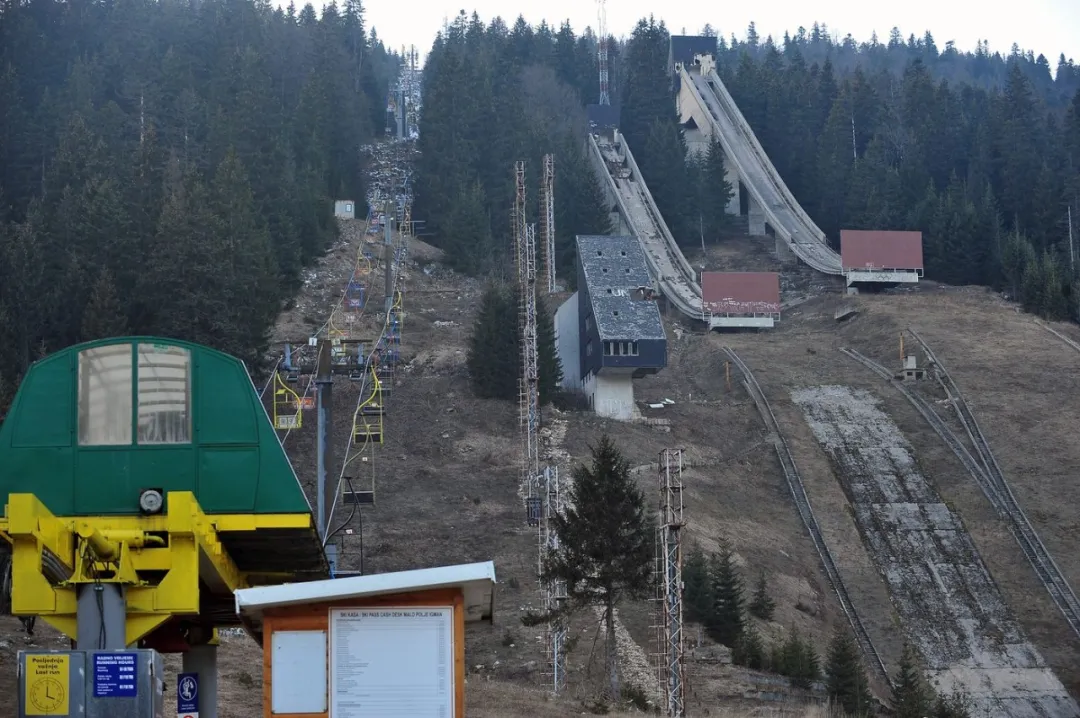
[29,677,66,712]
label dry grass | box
[7,233,1080,711]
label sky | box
[338,0,1080,70]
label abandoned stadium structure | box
[555,235,667,421]
[701,271,781,328]
[840,229,924,289]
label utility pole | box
[315,338,333,545]
[384,199,395,313]
[1069,205,1075,276]
[597,0,609,106]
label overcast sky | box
[343,0,1080,70]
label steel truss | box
[653,448,685,716]
[540,154,556,293]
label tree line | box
[618,17,1080,322]
[684,543,972,717]
[0,0,400,410]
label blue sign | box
[177,672,199,713]
[93,652,138,698]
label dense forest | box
[415,13,1080,323]
[0,0,399,406]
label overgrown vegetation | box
[0,0,400,402]
[526,435,653,699]
[467,283,562,404]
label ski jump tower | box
[515,160,566,694]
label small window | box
[586,341,593,356]
[613,310,619,317]
[630,341,640,356]
[603,341,611,356]
[620,250,627,256]
[602,267,609,273]
[625,268,631,273]
[137,343,192,445]
[596,250,603,256]
[78,344,134,446]
[585,316,592,331]
[606,288,613,294]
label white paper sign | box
[330,607,454,718]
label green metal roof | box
[0,337,314,517]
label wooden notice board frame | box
[261,588,466,718]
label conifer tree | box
[732,624,767,670]
[892,644,932,718]
[467,284,517,399]
[780,627,821,689]
[707,542,744,647]
[536,434,653,699]
[81,268,128,341]
[825,627,873,716]
[681,544,712,624]
[749,570,776,621]
[535,294,563,404]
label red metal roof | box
[840,230,924,271]
[701,272,780,315]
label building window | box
[603,341,639,358]
[586,341,593,356]
[78,344,134,446]
[585,315,592,332]
[137,343,192,445]
[603,341,612,356]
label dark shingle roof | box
[578,235,652,290]
[577,235,665,341]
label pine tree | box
[732,624,766,670]
[681,544,712,624]
[825,627,873,716]
[892,644,932,718]
[706,542,744,647]
[932,691,973,718]
[467,284,518,399]
[699,135,735,241]
[748,570,776,621]
[81,268,128,341]
[536,435,653,699]
[535,293,563,404]
[780,627,821,689]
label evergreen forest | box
[416,13,1080,323]
[0,0,400,404]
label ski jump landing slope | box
[586,129,704,322]
[679,64,843,276]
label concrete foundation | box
[582,370,636,421]
[845,269,921,285]
[708,316,776,329]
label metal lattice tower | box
[540,154,557,294]
[514,162,539,500]
[539,465,567,693]
[597,0,610,106]
[653,449,685,716]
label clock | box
[29,676,66,713]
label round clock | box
[29,676,66,713]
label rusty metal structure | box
[654,448,685,716]
[540,154,556,293]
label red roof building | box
[840,230,924,272]
[701,272,780,329]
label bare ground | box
[6,227,1080,715]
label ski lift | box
[273,373,303,431]
[526,497,542,526]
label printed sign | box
[93,652,138,698]
[177,672,199,716]
[25,654,69,715]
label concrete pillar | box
[776,234,796,263]
[76,584,127,650]
[747,194,766,236]
[182,643,219,718]
[724,153,741,216]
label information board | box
[93,652,137,698]
[25,654,70,715]
[329,607,454,718]
[177,672,199,716]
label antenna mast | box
[597,0,610,105]
[540,154,557,293]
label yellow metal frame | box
[272,371,303,430]
[352,366,384,446]
[0,492,314,645]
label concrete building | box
[334,200,356,219]
[555,235,667,420]
[701,271,781,329]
